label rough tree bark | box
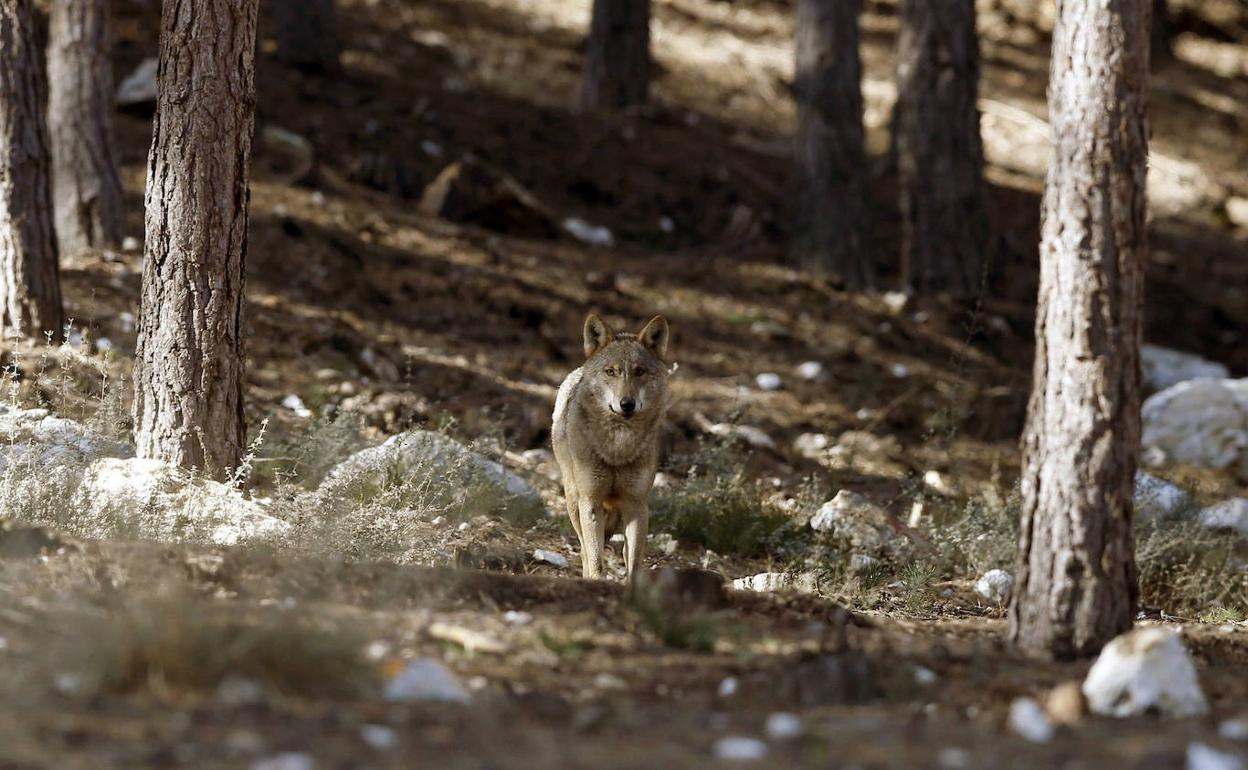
[0,0,63,340]
[792,0,873,290]
[579,0,650,110]
[1009,0,1150,659]
[47,0,125,257]
[271,0,341,75]
[133,0,259,480]
[896,0,986,297]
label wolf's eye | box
[633,367,646,377]
[604,367,618,377]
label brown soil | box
[7,0,1248,766]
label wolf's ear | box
[638,315,669,359]
[583,313,615,358]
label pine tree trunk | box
[133,0,258,480]
[896,0,986,297]
[1009,0,1150,659]
[579,0,650,110]
[0,0,63,340]
[792,0,873,290]
[47,0,125,257]
[271,0,340,75]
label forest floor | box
[3,0,1248,767]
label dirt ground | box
[4,0,1248,766]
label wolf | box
[552,313,671,584]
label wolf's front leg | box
[577,499,606,579]
[623,509,648,586]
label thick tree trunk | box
[271,0,340,75]
[0,0,63,340]
[579,0,650,110]
[792,0,873,290]
[1009,0,1150,659]
[896,0,986,297]
[133,0,258,480]
[47,0,125,257]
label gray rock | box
[732,571,818,594]
[383,658,470,704]
[755,372,783,391]
[1135,471,1194,521]
[1141,344,1229,392]
[810,491,904,554]
[712,736,769,761]
[1008,697,1055,743]
[116,58,158,105]
[1141,379,1248,476]
[1199,498,1248,538]
[532,548,568,569]
[974,569,1013,604]
[1187,742,1246,770]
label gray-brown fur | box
[552,314,671,583]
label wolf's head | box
[580,314,671,422]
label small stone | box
[216,676,265,707]
[796,361,824,381]
[121,236,141,252]
[717,676,739,698]
[882,291,911,315]
[1187,742,1246,770]
[732,571,817,594]
[705,422,776,451]
[890,362,910,379]
[281,394,313,419]
[116,58,158,105]
[1045,680,1086,725]
[1220,718,1248,742]
[457,522,470,532]
[1083,628,1208,718]
[923,470,958,497]
[1008,697,1055,743]
[658,215,675,233]
[563,218,614,247]
[938,748,972,769]
[755,372,783,391]
[251,754,313,770]
[793,432,832,458]
[360,724,397,750]
[430,516,447,527]
[913,666,938,686]
[594,672,627,690]
[383,658,470,704]
[649,532,678,556]
[1227,197,1248,229]
[94,337,113,352]
[503,610,532,626]
[532,548,568,569]
[420,140,444,158]
[764,712,804,741]
[748,320,790,339]
[1200,498,1248,538]
[713,736,769,761]
[974,569,1014,604]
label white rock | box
[882,291,910,315]
[430,516,447,527]
[764,712,804,741]
[502,610,532,626]
[717,676,739,698]
[1199,498,1248,538]
[890,362,911,379]
[74,457,289,545]
[1141,345,1229,392]
[563,217,614,247]
[923,470,958,497]
[913,665,938,686]
[809,491,901,553]
[754,372,783,391]
[1135,471,1194,521]
[705,422,775,451]
[252,754,314,770]
[419,140,444,158]
[115,58,158,105]
[532,549,568,569]
[732,572,818,594]
[0,406,133,473]
[323,430,540,501]
[94,337,113,352]
[713,737,769,761]
[1083,628,1209,718]
[649,532,679,556]
[796,361,824,381]
[281,394,313,419]
[793,432,832,458]
[121,236,141,252]
[1188,743,1246,770]
[1141,379,1248,474]
[1221,718,1248,742]
[975,570,1014,604]
[383,658,470,704]
[658,215,675,233]
[360,724,397,750]
[1228,198,1248,230]
[1008,697,1055,743]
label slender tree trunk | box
[1150,0,1172,62]
[792,0,873,290]
[47,0,125,257]
[896,0,986,297]
[133,0,258,480]
[271,0,340,75]
[579,0,650,110]
[1009,0,1150,659]
[0,0,63,340]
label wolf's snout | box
[619,397,637,415]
